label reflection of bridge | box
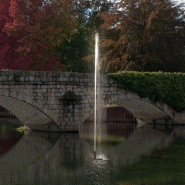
[0,70,184,132]
[0,128,174,185]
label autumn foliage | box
[0,0,21,69]
[100,0,185,72]
[1,0,185,72]
[0,0,76,71]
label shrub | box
[109,71,185,112]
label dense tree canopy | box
[0,0,185,72]
[56,27,93,72]
[57,0,111,73]
[0,0,24,69]
[100,0,185,72]
[1,0,76,70]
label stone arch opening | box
[0,105,22,126]
[102,103,136,136]
[104,93,174,131]
[80,102,137,136]
[0,96,53,128]
[104,103,135,123]
[80,93,171,132]
[0,106,17,118]
[112,98,169,124]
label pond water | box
[0,119,185,185]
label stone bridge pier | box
[0,70,184,132]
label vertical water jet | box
[94,33,99,158]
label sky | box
[172,0,184,5]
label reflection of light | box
[96,154,109,161]
[93,159,108,165]
[93,154,109,165]
[89,153,109,163]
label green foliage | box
[56,27,94,73]
[56,0,113,73]
[109,71,185,112]
[16,126,25,133]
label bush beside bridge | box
[109,71,185,112]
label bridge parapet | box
[0,70,116,86]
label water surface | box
[0,121,184,185]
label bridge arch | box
[106,92,173,124]
[80,89,175,125]
[0,96,53,126]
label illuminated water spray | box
[94,33,99,157]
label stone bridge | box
[0,70,184,132]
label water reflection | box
[0,121,175,185]
[0,119,24,156]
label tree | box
[57,0,112,73]
[1,0,76,71]
[0,0,25,70]
[100,0,185,72]
[56,27,94,72]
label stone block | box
[20,77,24,81]
[39,85,44,89]
[9,75,14,81]
[38,95,44,99]
[57,85,61,88]
[33,89,38,93]
[59,88,65,93]
[42,89,47,93]
[2,76,7,81]
[120,93,127,99]
[83,99,89,104]
[47,89,52,93]
[9,91,13,97]
[49,104,57,110]
[111,91,117,95]
[48,96,55,101]
[32,92,38,97]
[48,93,54,97]
[4,90,9,96]
[52,89,57,93]
[29,76,35,81]
[36,77,41,81]
[26,97,32,104]
[55,93,60,96]
[49,85,54,88]
[35,89,42,93]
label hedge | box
[109,71,185,112]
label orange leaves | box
[100,0,185,73]
[100,11,120,30]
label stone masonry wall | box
[0,70,117,132]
